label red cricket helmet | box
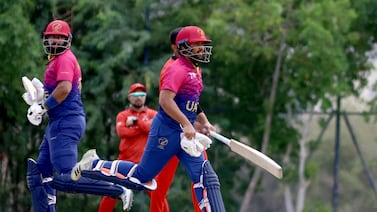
[175,26,212,46]
[43,20,71,37]
[176,26,213,64]
[42,20,72,55]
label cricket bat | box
[210,131,283,179]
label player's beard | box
[131,101,143,109]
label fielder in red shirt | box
[99,83,178,211]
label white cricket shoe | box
[71,149,99,181]
[120,187,133,211]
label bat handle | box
[209,131,231,146]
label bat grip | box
[209,131,231,146]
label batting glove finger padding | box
[181,135,201,157]
[180,133,212,157]
[22,76,45,105]
[31,77,45,104]
[195,132,212,150]
[22,92,35,106]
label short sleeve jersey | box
[44,50,85,118]
[159,57,175,93]
[159,57,203,127]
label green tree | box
[0,0,46,210]
[1,0,376,211]
[202,0,375,211]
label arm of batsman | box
[27,103,47,126]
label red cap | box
[128,83,147,94]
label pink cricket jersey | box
[44,50,84,118]
[159,57,203,126]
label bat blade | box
[22,76,37,101]
[210,131,283,179]
[229,139,283,179]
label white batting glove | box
[180,133,211,157]
[22,78,45,105]
[180,136,202,157]
[22,92,35,106]
[195,132,212,150]
[27,103,47,126]
[32,78,45,104]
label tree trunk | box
[295,111,313,212]
[283,104,314,212]
[283,143,294,212]
[240,38,286,212]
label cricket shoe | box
[120,187,133,211]
[71,149,99,181]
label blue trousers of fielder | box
[26,115,125,212]
[82,115,226,211]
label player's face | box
[190,42,205,59]
[46,35,67,47]
[43,34,71,55]
[128,89,146,108]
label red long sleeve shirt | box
[115,106,157,162]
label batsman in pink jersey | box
[25,20,132,212]
[72,26,226,212]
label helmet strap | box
[47,55,55,61]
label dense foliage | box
[1,0,376,211]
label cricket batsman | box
[72,25,226,212]
[23,19,132,211]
